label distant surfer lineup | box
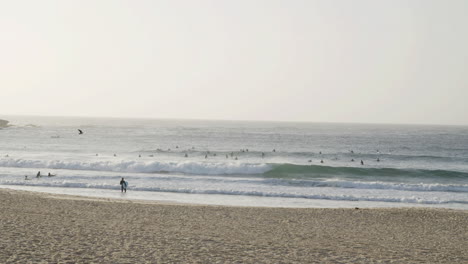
[21,127,380,192]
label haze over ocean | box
[1,1,468,125]
[1,116,467,209]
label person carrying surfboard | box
[120,177,128,193]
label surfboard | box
[123,181,128,189]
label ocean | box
[1,116,467,209]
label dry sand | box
[0,188,466,263]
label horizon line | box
[1,113,467,127]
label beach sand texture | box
[0,189,466,263]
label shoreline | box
[1,188,467,263]
[3,185,466,210]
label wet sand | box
[0,188,467,263]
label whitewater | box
[1,116,467,209]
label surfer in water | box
[36,171,41,178]
[78,129,83,135]
[120,177,127,193]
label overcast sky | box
[1,0,467,125]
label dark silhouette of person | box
[120,178,127,193]
[78,129,83,135]
[361,160,364,165]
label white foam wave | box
[0,158,271,175]
[1,180,465,205]
[294,179,468,193]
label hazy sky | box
[1,0,467,125]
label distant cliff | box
[0,119,10,128]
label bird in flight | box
[78,129,83,135]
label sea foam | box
[0,158,271,175]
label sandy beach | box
[0,188,466,263]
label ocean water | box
[1,116,467,209]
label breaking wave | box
[1,159,468,179]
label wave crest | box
[0,158,271,175]
[1,159,468,179]
[267,164,468,179]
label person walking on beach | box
[120,177,127,193]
